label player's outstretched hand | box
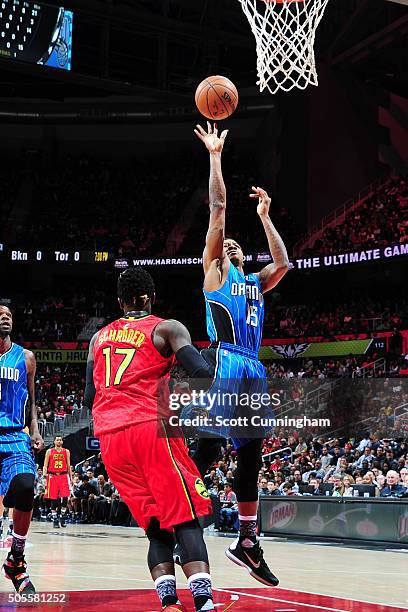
[31,429,44,452]
[194,122,228,154]
[250,185,271,217]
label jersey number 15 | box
[102,347,136,387]
[246,305,258,328]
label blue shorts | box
[181,342,275,448]
[0,431,36,498]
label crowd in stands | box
[201,433,408,532]
[10,283,408,344]
[263,296,408,338]
[33,454,133,526]
[3,152,406,262]
[31,429,408,531]
[9,155,201,256]
[12,285,106,343]
[308,176,408,255]
[35,365,84,430]
[264,354,408,380]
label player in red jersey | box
[85,267,217,612]
[43,436,72,528]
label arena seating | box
[302,176,408,256]
[9,155,201,255]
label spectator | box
[258,478,269,496]
[218,483,238,532]
[342,475,355,497]
[332,475,344,497]
[308,478,322,496]
[266,481,281,496]
[380,470,407,498]
[78,475,98,522]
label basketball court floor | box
[0,524,406,611]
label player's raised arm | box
[250,186,290,293]
[24,349,44,452]
[84,333,98,411]
[194,122,229,275]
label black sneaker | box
[60,515,66,528]
[225,539,279,587]
[2,552,35,594]
[53,518,60,529]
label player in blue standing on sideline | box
[193,122,289,586]
[0,304,44,594]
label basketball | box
[195,75,239,120]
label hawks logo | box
[271,343,310,359]
[195,479,209,499]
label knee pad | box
[146,517,175,572]
[10,474,35,512]
[61,497,68,508]
[174,519,208,566]
[51,499,59,510]
[234,440,263,502]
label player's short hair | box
[117,267,155,305]
[224,237,242,250]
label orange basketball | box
[195,75,239,120]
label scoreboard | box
[0,246,110,264]
[0,0,73,70]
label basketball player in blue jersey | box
[0,304,44,594]
[193,122,289,586]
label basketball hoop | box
[238,0,330,94]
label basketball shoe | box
[2,552,35,593]
[225,538,279,587]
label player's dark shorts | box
[99,420,211,531]
[0,430,36,498]
[181,342,275,448]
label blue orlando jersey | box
[0,343,28,432]
[204,262,264,354]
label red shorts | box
[44,473,71,499]
[99,420,211,531]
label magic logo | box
[269,502,297,529]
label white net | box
[238,0,330,94]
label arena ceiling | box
[0,0,406,108]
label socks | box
[11,531,27,558]
[154,574,179,607]
[187,572,213,612]
[239,514,257,547]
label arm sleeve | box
[84,361,96,411]
[175,345,213,379]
